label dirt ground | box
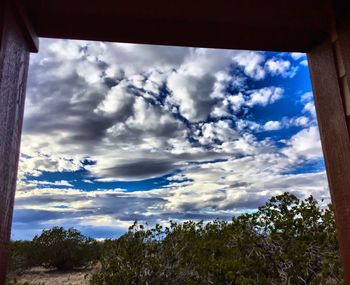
[9,267,95,285]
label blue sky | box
[12,40,329,240]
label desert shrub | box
[91,193,343,285]
[8,241,36,275]
[32,227,100,270]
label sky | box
[12,39,329,240]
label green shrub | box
[91,193,344,285]
[32,227,100,270]
[9,241,36,275]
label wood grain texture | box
[308,38,350,284]
[337,21,350,101]
[0,3,30,284]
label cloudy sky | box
[12,39,329,240]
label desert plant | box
[8,240,36,275]
[91,193,343,285]
[32,227,100,270]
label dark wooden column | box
[0,1,37,284]
[308,15,350,284]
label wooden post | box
[0,1,37,283]
[308,24,350,284]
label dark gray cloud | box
[100,159,176,180]
[13,209,90,223]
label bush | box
[8,241,36,275]
[91,193,344,285]
[32,227,100,270]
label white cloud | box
[19,151,82,179]
[95,82,135,115]
[197,120,239,145]
[27,180,73,187]
[301,92,313,102]
[165,48,253,122]
[167,72,216,122]
[291,52,306,60]
[289,116,310,127]
[290,53,308,67]
[228,93,246,112]
[232,52,266,80]
[265,59,289,74]
[247,87,284,107]
[263,121,282,131]
[303,102,317,117]
[300,60,308,66]
[265,58,298,78]
[283,126,323,161]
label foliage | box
[9,227,101,274]
[91,193,343,285]
[31,227,100,270]
[9,241,36,274]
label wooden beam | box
[13,0,39,53]
[22,0,332,52]
[0,1,33,283]
[308,28,350,284]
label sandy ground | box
[10,267,95,285]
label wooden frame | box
[1,0,350,283]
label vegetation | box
[91,193,343,285]
[9,241,35,274]
[9,227,100,273]
[32,227,100,270]
[9,193,343,284]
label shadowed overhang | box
[22,0,340,52]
